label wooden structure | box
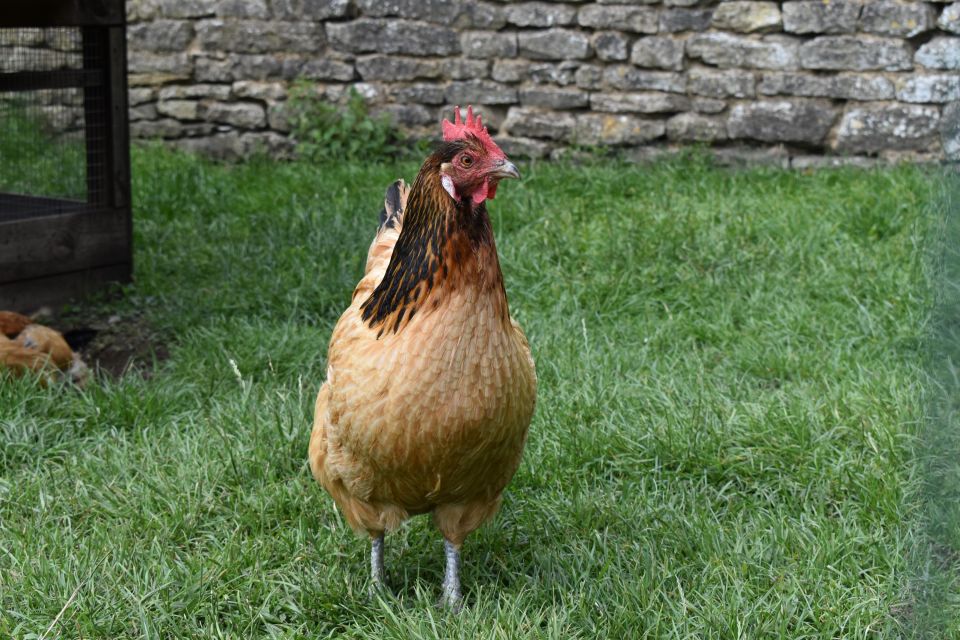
[0,0,131,312]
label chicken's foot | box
[370,533,385,588]
[439,539,463,610]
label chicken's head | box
[438,105,520,206]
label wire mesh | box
[83,27,108,208]
[0,5,131,309]
[0,26,104,220]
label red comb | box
[442,105,504,158]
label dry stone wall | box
[124,0,960,165]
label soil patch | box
[34,304,170,379]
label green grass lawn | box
[1,146,958,638]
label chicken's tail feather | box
[378,179,407,233]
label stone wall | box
[0,29,86,135]
[124,0,960,165]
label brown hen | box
[0,311,89,386]
[309,106,536,608]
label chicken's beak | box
[490,160,521,180]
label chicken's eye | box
[460,155,473,168]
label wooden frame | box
[1,1,126,29]
[0,0,131,312]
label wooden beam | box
[0,208,130,284]
[0,263,130,313]
[0,69,103,92]
[0,0,126,28]
[0,193,88,223]
[107,26,131,211]
[82,26,109,207]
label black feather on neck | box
[360,143,503,337]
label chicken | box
[0,311,89,386]
[309,106,536,608]
[0,311,32,337]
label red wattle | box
[471,180,489,205]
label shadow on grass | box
[908,169,960,637]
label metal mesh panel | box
[82,27,108,207]
[0,26,105,220]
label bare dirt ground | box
[34,304,169,379]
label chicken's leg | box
[370,533,385,587]
[439,539,462,610]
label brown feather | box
[15,325,74,369]
[0,318,89,386]
[0,311,31,338]
[0,334,59,385]
[309,148,536,545]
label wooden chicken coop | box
[0,0,131,313]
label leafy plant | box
[287,83,398,162]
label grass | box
[1,144,958,638]
[0,98,86,200]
